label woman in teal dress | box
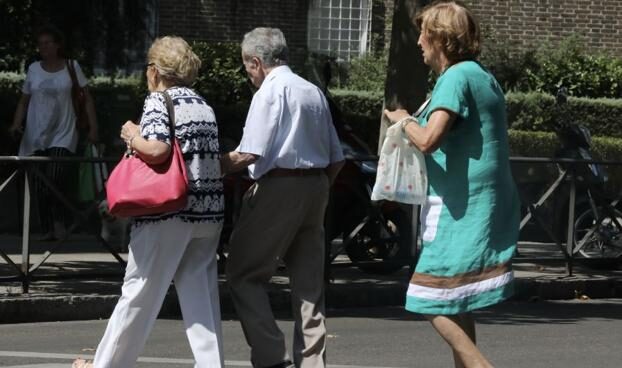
[385,1,519,367]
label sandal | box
[72,358,93,368]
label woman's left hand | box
[120,121,140,144]
[384,108,412,125]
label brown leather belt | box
[265,168,325,177]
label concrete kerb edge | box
[1,278,621,323]
[514,277,622,300]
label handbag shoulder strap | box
[66,59,79,88]
[158,91,177,141]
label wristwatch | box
[399,117,416,132]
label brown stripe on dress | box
[410,261,512,289]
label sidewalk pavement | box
[1,234,621,323]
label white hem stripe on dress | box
[407,271,514,301]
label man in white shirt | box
[221,27,344,368]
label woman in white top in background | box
[9,24,98,240]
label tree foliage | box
[0,0,34,71]
[0,0,157,74]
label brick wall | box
[464,0,622,56]
[159,0,622,59]
[158,0,309,65]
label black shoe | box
[262,361,294,368]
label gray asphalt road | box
[0,299,621,368]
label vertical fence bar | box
[565,167,577,276]
[21,170,31,293]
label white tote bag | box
[371,121,427,204]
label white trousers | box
[93,218,224,368]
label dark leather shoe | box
[262,360,294,368]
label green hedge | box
[340,36,622,99]
[191,41,252,106]
[507,130,622,161]
[331,89,622,140]
[505,92,622,137]
[0,72,147,154]
[2,73,622,162]
[508,130,622,195]
[0,72,249,156]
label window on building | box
[307,0,373,61]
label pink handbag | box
[106,91,188,217]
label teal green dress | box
[405,61,520,315]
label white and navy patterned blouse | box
[134,86,224,225]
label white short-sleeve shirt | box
[19,60,87,156]
[237,66,344,179]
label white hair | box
[241,27,289,67]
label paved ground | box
[1,233,621,323]
[1,301,622,368]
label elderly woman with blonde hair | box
[73,36,225,368]
[385,1,519,367]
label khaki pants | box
[226,174,330,368]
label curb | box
[1,277,621,324]
[515,277,622,300]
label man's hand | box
[220,151,258,175]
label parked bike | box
[551,87,622,259]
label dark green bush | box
[0,1,33,72]
[524,37,622,98]
[507,130,559,157]
[339,32,622,98]
[506,92,622,137]
[480,35,622,98]
[331,89,622,139]
[191,41,252,105]
[341,53,387,92]
[508,129,622,191]
[479,28,538,93]
[331,89,383,117]
[2,73,621,159]
[0,72,249,156]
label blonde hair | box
[415,1,481,63]
[147,36,201,86]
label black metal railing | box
[0,155,124,293]
[2,155,622,293]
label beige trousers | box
[226,174,330,368]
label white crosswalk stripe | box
[4,365,69,368]
[0,350,402,368]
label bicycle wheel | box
[573,206,622,258]
[344,207,413,274]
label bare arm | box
[120,120,171,165]
[220,151,259,175]
[384,108,456,154]
[9,94,30,136]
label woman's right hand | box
[384,108,412,125]
[11,94,30,140]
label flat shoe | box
[72,358,93,368]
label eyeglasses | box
[145,62,155,70]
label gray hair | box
[241,27,289,67]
